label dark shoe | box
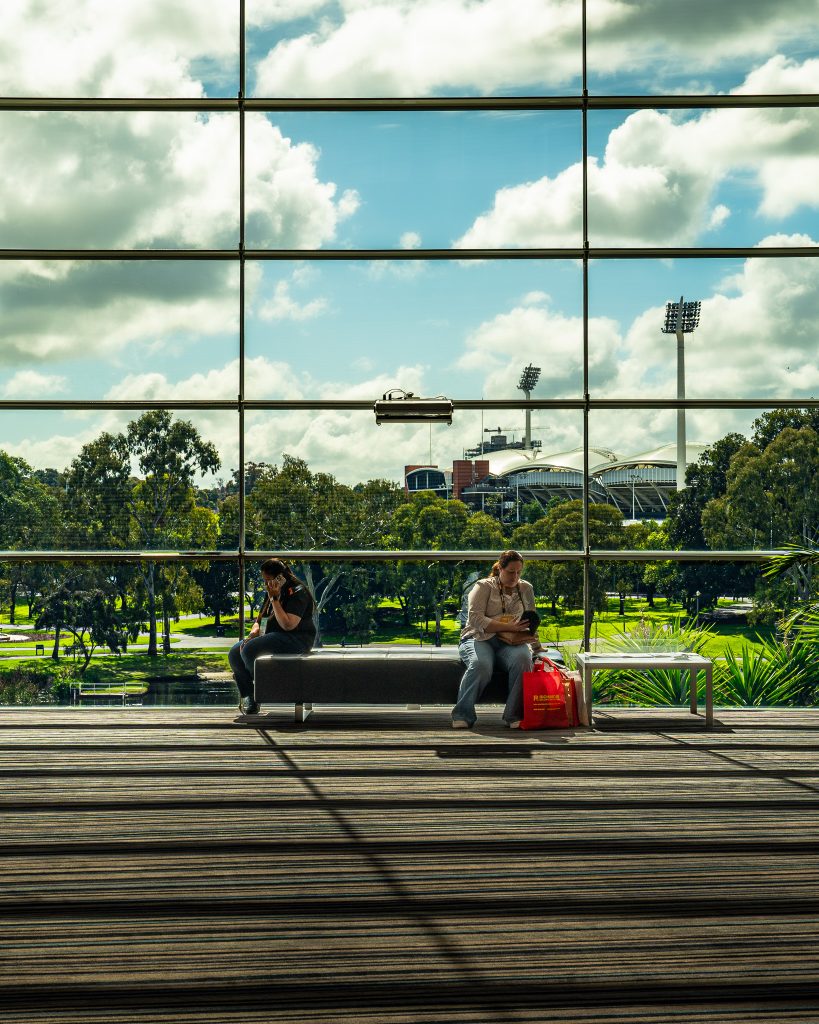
[239,697,260,716]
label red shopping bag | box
[521,658,581,730]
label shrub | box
[0,662,74,705]
[716,639,808,706]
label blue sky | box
[1,1,818,485]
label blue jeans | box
[452,636,533,726]
[228,631,311,700]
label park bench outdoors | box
[254,645,565,723]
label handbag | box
[521,657,588,730]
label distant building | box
[404,460,493,500]
[404,465,451,498]
[405,442,706,521]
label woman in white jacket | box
[451,550,537,730]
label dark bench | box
[253,645,564,722]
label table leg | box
[689,666,697,715]
[584,666,594,728]
[705,666,713,727]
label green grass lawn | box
[1,596,774,692]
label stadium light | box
[516,363,541,450]
[374,389,453,425]
[660,295,701,491]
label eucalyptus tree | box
[62,411,220,655]
[247,456,402,643]
[0,451,61,623]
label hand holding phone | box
[266,574,286,598]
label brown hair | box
[489,549,523,577]
[258,558,315,617]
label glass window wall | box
[2,1,817,695]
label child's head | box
[519,609,540,634]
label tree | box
[63,411,220,656]
[0,451,61,623]
[664,433,755,612]
[384,492,478,644]
[703,427,819,551]
[702,426,819,615]
[34,569,141,673]
[751,408,819,450]
[512,500,625,615]
[248,457,403,643]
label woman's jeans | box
[452,636,533,725]
[228,631,311,700]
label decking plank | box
[1,706,818,1022]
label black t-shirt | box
[263,583,316,645]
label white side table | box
[575,651,714,728]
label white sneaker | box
[505,720,522,729]
[451,719,471,729]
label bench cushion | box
[253,645,563,705]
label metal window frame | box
[1,0,817,646]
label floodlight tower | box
[661,296,701,491]
[517,363,541,450]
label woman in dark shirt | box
[228,558,316,716]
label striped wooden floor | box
[1,705,819,1022]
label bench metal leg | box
[295,703,312,723]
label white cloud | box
[586,0,819,80]
[245,119,360,248]
[247,0,331,26]
[254,0,580,96]
[2,370,67,398]
[251,0,819,96]
[586,233,819,460]
[0,117,356,367]
[458,297,620,398]
[4,228,818,481]
[259,279,328,321]
[400,231,422,249]
[0,261,241,368]
[456,57,819,248]
[100,355,438,482]
[1,0,237,97]
[454,232,819,461]
[707,204,731,231]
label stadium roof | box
[598,442,708,476]
[482,446,619,478]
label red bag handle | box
[537,656,566,677]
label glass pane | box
[588,0,819,95]
[587,556,816,710]
[587,107,819,248]
[0,112,239,249]
[245,111,581,249]
[589,406,819,551]
[0,557,240,707]
[244,409,584,549]
[247,1,582,98]
[588,258,819,401]
[245,259,582,401]
[0,409,236,551]
[0,262,239,401]
[1,0,238,98]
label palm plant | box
[762,544,819,703]
[717,636,809,706]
